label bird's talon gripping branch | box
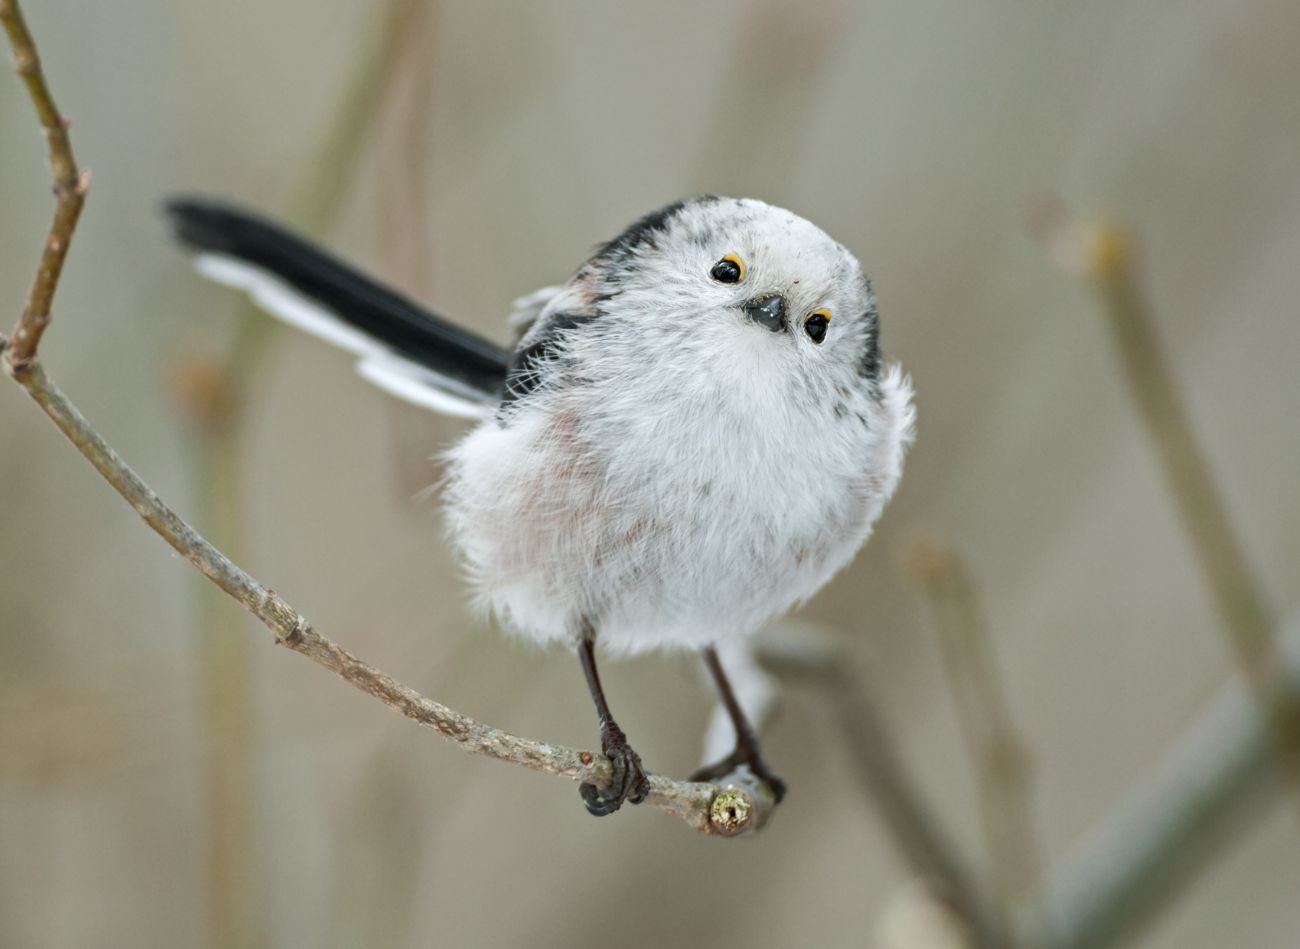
[579,719,650,817]
[690,751,787,805]
[693,646,788,803]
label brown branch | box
[0,0,88,372]
[0,0,769,839]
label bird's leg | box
[576,633,650,816]
[689,646,787,802]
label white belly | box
[442,365,912,655]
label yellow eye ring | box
[804,309,831,344]
[710,254,745,284]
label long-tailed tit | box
[167,195,914,816]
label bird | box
[166,194,914,816]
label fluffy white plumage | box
[186,197,913,657]
[445,197,914,653]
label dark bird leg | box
[690,646,787,802]
[577,633,650,816]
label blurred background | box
[2,1,1298,947]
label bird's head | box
[578,195,882,388]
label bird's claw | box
[690,746,787,804]
[579,721,650,817]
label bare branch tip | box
[899,533,954,586]
[1082,221,1133,285]
[1032,197,1135,288]
[710,787,754,835]
[169,350,236,430]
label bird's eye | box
[804,310,830,344]
[710,254,745,284]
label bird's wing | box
[500,309,598,407]
[166,199,511,420]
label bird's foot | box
[579,720,650,817]
[690,744,787,804]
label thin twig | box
[906,539,1046,934]
[0,0,88,372]
[1041,617,1300,949]
[1037,203,1300,803]
[756,633,1013,949]
[0,0,769,839]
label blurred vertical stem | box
[758,637,1014,949]
[374,0,439,299]
[907,540,1044,943]
[182,6,421,948]
[688,0,843,192]
[1071,220,1300,800]
[335,3,439,944]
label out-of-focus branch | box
[1037,203,1300,801]
[756,631,1012,949]
[690,0,845,191]
[0,0,88,372]
[220,4,411,397]
[173,10,428,946]
[1,0,772,840]
[374,0,439,299]
[1042,617,1300,949]
[905,539,1045,930]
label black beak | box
[744,293,786,333]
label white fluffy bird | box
[168,195,914,815]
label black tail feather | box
[166,198,510,398]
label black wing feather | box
[166,198,510,398]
